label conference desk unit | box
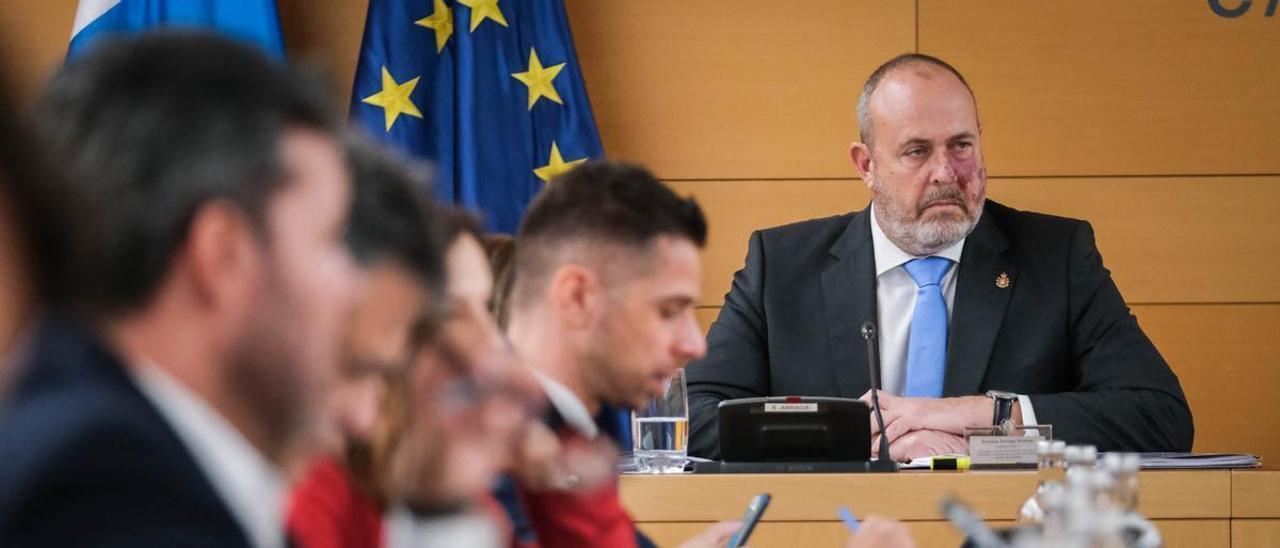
[620,469,1279,547]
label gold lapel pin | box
[995,272,1012,289]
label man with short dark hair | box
[505,161,740,548]
[0,33,358,547]
[687,53,1193,461]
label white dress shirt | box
[131,363,286,548]
[868,204,1038,425]
[384,505,502,548]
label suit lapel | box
[821,208,877,397]
[943,207,1015,396]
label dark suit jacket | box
[0,315,251,547]
[686,200,1194,459]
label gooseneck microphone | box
[861,321,896,471]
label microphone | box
[861,321,896,471]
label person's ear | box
[850,141,875,189]
[181,200,261,313]
[549,264,600,330]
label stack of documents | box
[1129,452,1260,469]
[903,452,1260,471]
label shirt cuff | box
[1018,395,1038,428]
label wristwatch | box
[986,390,1019,432]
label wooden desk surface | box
[620,469,1231,521]
[1232,469,1280,518]
[1231,469,1280,548]
[620,469,1268,547]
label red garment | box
[516,434,639,548]
[287,456,385,548]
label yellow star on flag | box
[511,48,566,110]
[361,67,423,132]
[414,0,454,53]
[458,0,508,32]
[533,142,586,182]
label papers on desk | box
[902,452,1260,470]
[1129,452,1260,469]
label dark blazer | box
[0,316,251,547]
[686,200,1194,459]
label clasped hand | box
[859,391,992,461]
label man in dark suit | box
[687,53,1193,461]
[0,34,358,546]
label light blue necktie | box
[902,256,954,398]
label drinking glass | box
[631,369,689,473]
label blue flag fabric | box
[350,0,604,233]
[68,0,285,59]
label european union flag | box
[68,0,285,59]
[351,0,604,233]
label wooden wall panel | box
[1138,305,1280,462]
[692,303,1280,463]
[988,177,1280,304]
[671,177,1280,306]
[0,0,78,105]
[565,1,914,180]
[670,179,864,306]
[919,0,1280,177]
[276,0,369,107]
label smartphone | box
[726,493,771,548]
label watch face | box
[997,419,1014,435]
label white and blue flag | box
[69,0,285,59]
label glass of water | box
[632,369,690,473]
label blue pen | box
[838,506,860,533]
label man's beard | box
[874,183,983,256]
[225,269,312,464]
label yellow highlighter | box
[931,455,971,470]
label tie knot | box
[903,256,953,288]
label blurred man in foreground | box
[378,208,539,546]
[0,33,357,547]
[0,67,64,398]
[286,140,444,548]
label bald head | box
[857,54,978,150]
